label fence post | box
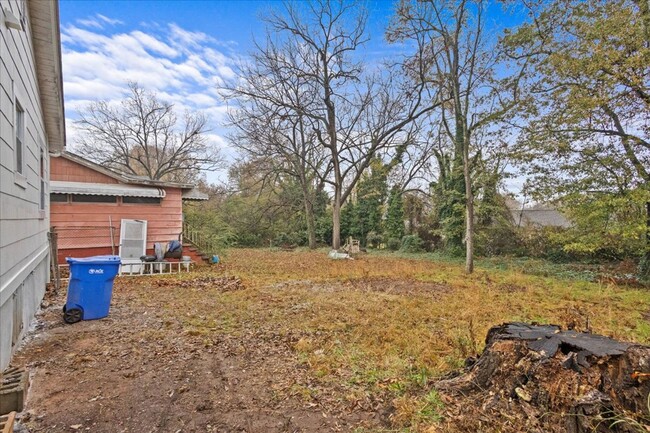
[109,225,116,255]
[48,227,61,293]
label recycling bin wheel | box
[64,307,83,324]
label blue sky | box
[58,1,403,183]
[58,0,526,188]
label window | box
[71,194,117,203]
[39,149,45,210]
[122,196,161,205]
[50,193,68,203]
[15,101,24,175]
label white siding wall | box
[0,0,51,370]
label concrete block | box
[0,412,16,433]
[0,366,28,413]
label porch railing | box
[182,220,220,257]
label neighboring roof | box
[51,181,166,198]
[507,199,572,228]
[28,0,66,151]
[181,188,209,201]
[51,151,197,189]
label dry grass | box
[148,248,650,431]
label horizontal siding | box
[0,228,49,283]
[51,188,184,250]
[0,0,51,294]
[51,156,119,184]
[51,205,182,217]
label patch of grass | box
[129,248,650,430]
[371,249,604,283]
[392,389,444,428]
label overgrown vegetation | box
[161,249,650,430]
[173,0,650,279]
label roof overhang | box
[51,181,166,198]
[28,0,66,151]
[181,188,209,201]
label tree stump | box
[434,323,650,433]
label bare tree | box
[76,83,222,183]
[390,0,526,273]
[227,94,329,248]
[227,0,440,249]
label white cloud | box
[130,31,179,58]
[96,14,124,26]
[168,23,213,49]
[76,13,124,30]
[76,18,104,29]
[61,20,239,181]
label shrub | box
[400,235,424,253]
[273,231,306,247]
[366,231,383,249]
[475,224,520,257]
[519,226,575,262]
[639,254,650,282]
[183,206,237,252]
[387,237,401,251]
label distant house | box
[0,1,66,370]
[50,152,207,265]
[506,198,572,228]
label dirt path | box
[12,277,381,433]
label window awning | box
[50,181,166,198]
[181,188,209,201]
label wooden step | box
[0,412,16,433]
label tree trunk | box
[304,197,317,249]
[298,170,318,249]
[646,200,649,251]
[436,322,650,433]
[332,187,342,250]
[641,201,650,280]
[463,143,474,274]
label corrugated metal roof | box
[51,181,166,198]
[181,188,209,201]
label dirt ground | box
[13,277,387,433]
[9,249,650,433]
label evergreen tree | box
[385,186,405,240]
[355,159,389,245]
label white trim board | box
[0,245,48,305]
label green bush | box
[387,237,401,251]
[366,231,383,249]
[400,235,424,253]
[639,253,650,282]
[183,206,237,252]
[519,226,575,262]
[273,231,307,247]
[475,224,521,257]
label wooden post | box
[48,228,60,293]
[109,216,115,255]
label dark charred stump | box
[435,323,650,433]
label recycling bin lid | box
[66,255,122,265]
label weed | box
[148,249,650,430]
[392,389,444,428]
[420,389,444,422]
[599,393,650,432]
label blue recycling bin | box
[63,255,121,324]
